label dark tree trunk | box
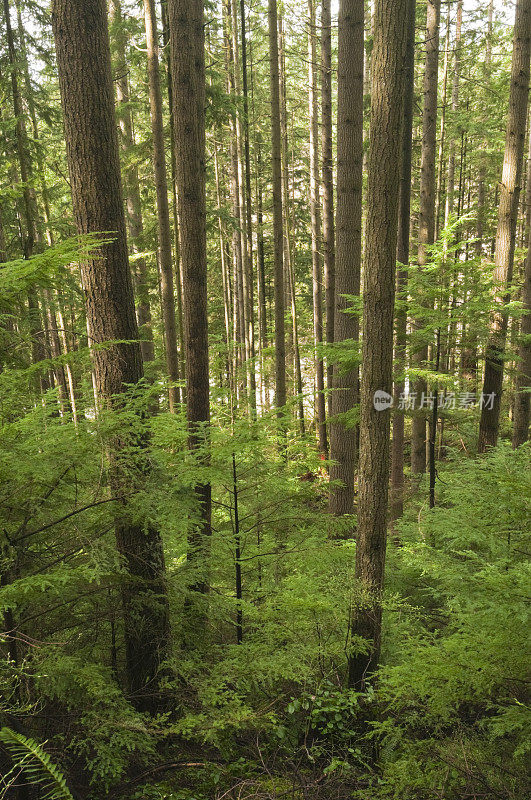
[308,0,327,456]
[390,0,416,522]
[328,0,363,518]
[110,0,155,366]
[321,0,335,414]
[52,0,171,712]
[478,0,530,452]
[167,0,212,597]
[512,124,531,447]
[411,0,440,475]
[143,0,181,412]
[349,0,408,689]
[268,0,287,413]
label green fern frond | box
[0,727,74,800]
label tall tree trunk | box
[237,0,257,417]
[328,0,363,518]
[308,0,327,455]
[444,0,462,225]
[3,0,48,395]
[349,0,407,689]
[411,0,440,474]
[512,123,531,446]
[143,0,181,412]
[268,0,286,413]
[321,0,335,413]
[167,0,212,595]
[390,0,416,522]
[478,0,531,452]
[109,0,155,365]
[52,0,171,711]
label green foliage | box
[0,727,74,800]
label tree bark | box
[52,0,171,711]
[478,0,531,452]
[328,0,363,517]
[349,0,407,689]
[512,123,531,446]
[268,0,286,413]
[390,0,416,522]
[143,0,181,412]
[308,0,327,456]
[321,0,335,413]
[167,0,212,596]
[109,0,155,365]
[411,0,441,474]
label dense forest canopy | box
[0,0,530,798]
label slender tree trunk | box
[512,124,531,446]
[268,0,286,413]
[478,0,531,452]
[349,0,407,689]
[444,0,462,225]
[390,0,416,522]
[167,0,212,596]
[52,0,171,711]
[435,4,451,240]
[161,0,186,392]
[110,0,155,365]
[3,0,48,396]
[238,0,257,417]
[308,0,327,455]
[328,0,363,518]
[143,0,181,412]
[411,0,440,474]
[321,0,335,414]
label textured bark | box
[328,0,363,517]
[167,0,212,594]
[308,0,327,455]
[109,0,154,365]
[143,0,181,411]
[444,0,462,224]
[278,19,304,431]
[52,0,171,711]
[3,0,48,394]
[512,125,531,446]
[235,0,257,416]
[435,4,451,240]
[14,2,71,412]
[321,0,335,413]
[268,0,286,412]
[390,0,416,522]
[411,0,440,474]
[478,0,531,452]
[349,0,407,689]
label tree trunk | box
[143,0,181,412]
[109,0,155,365]
[349,0,407,689]
[478,0,530,452]
[321,0,335,414]
[268,0,286,413]
[444,0,462,225]
[52,0,171,711]
[390,0,416,522]
[308,0,327,455]
[167,0,212,596]
[3,0,48,396]
[328,0,363,518]
[411,0,440,474]
[512,124,531,446]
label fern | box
[0,727,74,800]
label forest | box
[0,0,529,797]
